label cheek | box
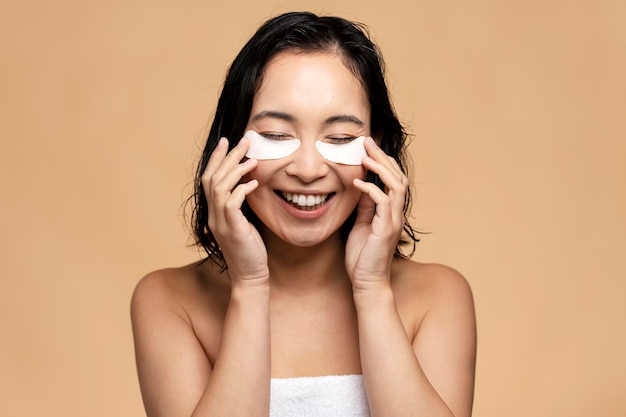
[242,161,274,184]
[339,166,367,188]
[353,166,368,181]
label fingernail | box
[367,137,377,147]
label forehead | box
[252,51,370,120]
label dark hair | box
[190,11,419,268]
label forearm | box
[192,282,271,417]
[355,286,454,417]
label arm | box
[354,267,476,417]
[131,272,271,417]
[411,267,476,417]
[347,138,476,417]
[131,136,272,417]
[202,281,271,416]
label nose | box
[284,139,330,183]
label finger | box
[352,189,376,225]
[207,158,258,228]
[362,140,408,212]
[203,137,229,181]
[223,179,259,227]
[223,135,252,165]
[363,156,405,187]
[354,176,407,236]
[205,136,252,186]
[211,157,258,201]
[202,138,256,231]
[361,162,407,216]
[203,137,255,202]
[363,137,397,167]
[353,178,392,225]
[363,138,406,183]
[208,177,259,239]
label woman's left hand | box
[345,137,409,291]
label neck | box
[262,229,350,292]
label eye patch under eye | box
[244,130,367,165]
[315,136,367,165]
[244,131,301,160]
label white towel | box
[270,374,371,417]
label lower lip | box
[276,194,333,219]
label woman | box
[131,11,476,417]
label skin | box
[131,51,477,417]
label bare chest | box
[270,304,362,377]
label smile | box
[279,191,333,211]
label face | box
[243,51,370,248]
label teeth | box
[282,192,329,208]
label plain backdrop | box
[1,0,624,416]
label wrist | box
[230,278,270,304]
[227,269,270,287]
[352,282,395,313]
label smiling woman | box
[130,11,476,417]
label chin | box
[267,226,339,249]
[282,233,328,248]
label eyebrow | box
[251,110,295,122]
[251,111,365,126]
[324,114,365,126]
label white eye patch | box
[244,130,301,160]
[315,136,367,165]
[244,130,367,165]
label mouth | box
[277,191,334,211]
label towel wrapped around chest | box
[270,374,371,417]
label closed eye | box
[260,132,294,141]
[324,136,358,144]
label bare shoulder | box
[131,264,193,319]
[131,261,231,375]
[391,258,474,309]
[131,261,230,326]
[390,258,475,340]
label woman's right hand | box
[201,136,269,284]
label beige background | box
[1,0,624,416]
